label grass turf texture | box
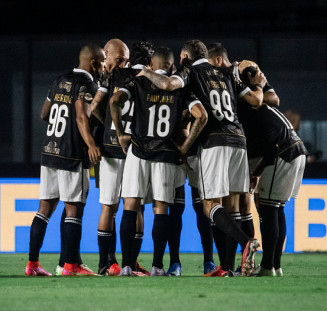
[0,253,326,311]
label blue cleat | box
[203,261,218,275]
[167,263,181,276]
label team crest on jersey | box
[59,82,72,92]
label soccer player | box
[238,65,308,276]
[110,46,208,276]
[93,41,154,276]
[90,38,130,276]
[138,39,266,276]
[206,43,280,274]
[25,44,105,276]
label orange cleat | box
[25,261,52,276]
[62,263,98,276]
[107,263,121,276]
[204,265,228,277]
[134,262,150,276]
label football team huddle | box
[25,38,307,278]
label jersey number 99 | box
[209,90,234,122]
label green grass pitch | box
[0,253,326,311]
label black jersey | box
[41,68,97,171]
[238,103,308,165]
[121,70,198,164]
[172,59,250,149]
[102,66,144,159]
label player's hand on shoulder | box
[118,134,131,155]
[88,144,101,164]
[238,60,260,74]
[136,67,151,77]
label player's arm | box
[175,101,208,156]
[241,70,267,107]
[91,90,107,124]
[75,99,101,164]
[263,89,280,107]
[40,99,51,122]
[109,90,131,155]
[138,68,183,91]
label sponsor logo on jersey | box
[59,81,72,92]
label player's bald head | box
[151,46,174,72]
[104,38,129,55]
[103,38,129,72]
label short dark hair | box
[129,41,154,66]
[182,40,208,61]
[207,42,228,59]
[152,46,174,62]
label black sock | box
[209,205,249,250]
[59,208,66,267]
[152,214,169,269]
[193,202,213,264]
[274,204,286,269]
[63,217,82,264]
[241,213,255,240]
[98,230,112,269]
[259,202,279,270]
[168,201,184,265]
[29,212,49,261]
[131,232,143,270]
[120,210,137,268]
[222,212,241,271]
[211,222,226,267]
[108,216,117,267]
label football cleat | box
[80,264,95,273]
[204,265,228,277]
[241,238,260,276]
[107,263,121,276]
[119,266,137,277]
[55,265,64,276]
[251,265,276,277]
[167,262,182,276]
[275,267,283,277]
[203,261,218,275]
[150,266,168,276]
[134,262,150,276]
[233,265,242,277]
[25,261,52,276]
[62,263,98,276]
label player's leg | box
[191,186,216,273]
[150,160,176,276]
[26,166,60,276]
[220,193,241,272]
[97,156,126,275]
[26,199,59,276]
[151,200,169,276]
[167,185,185,276]
[97,203,119,275]
[274,203,286,276]
[119,148,149,276]
[239,193,255,243]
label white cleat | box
[275,267,283,277]
[55,265,64,276]
[119,266,137,277]
[150,266,168,276]
[251,265,276,277]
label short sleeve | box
[171,65,191,88]
[119,79,136,100]
[263,81,274,93]
[232,68,251,98]
[184,90,203,112]
[77,80,97,104]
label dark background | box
[1,0,327,177]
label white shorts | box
[40,164,89,203]
[258,155,306,202]
[174,155,199,189]
[99,157,125,205]
[121,147,176,204]
[198,146,249,200]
